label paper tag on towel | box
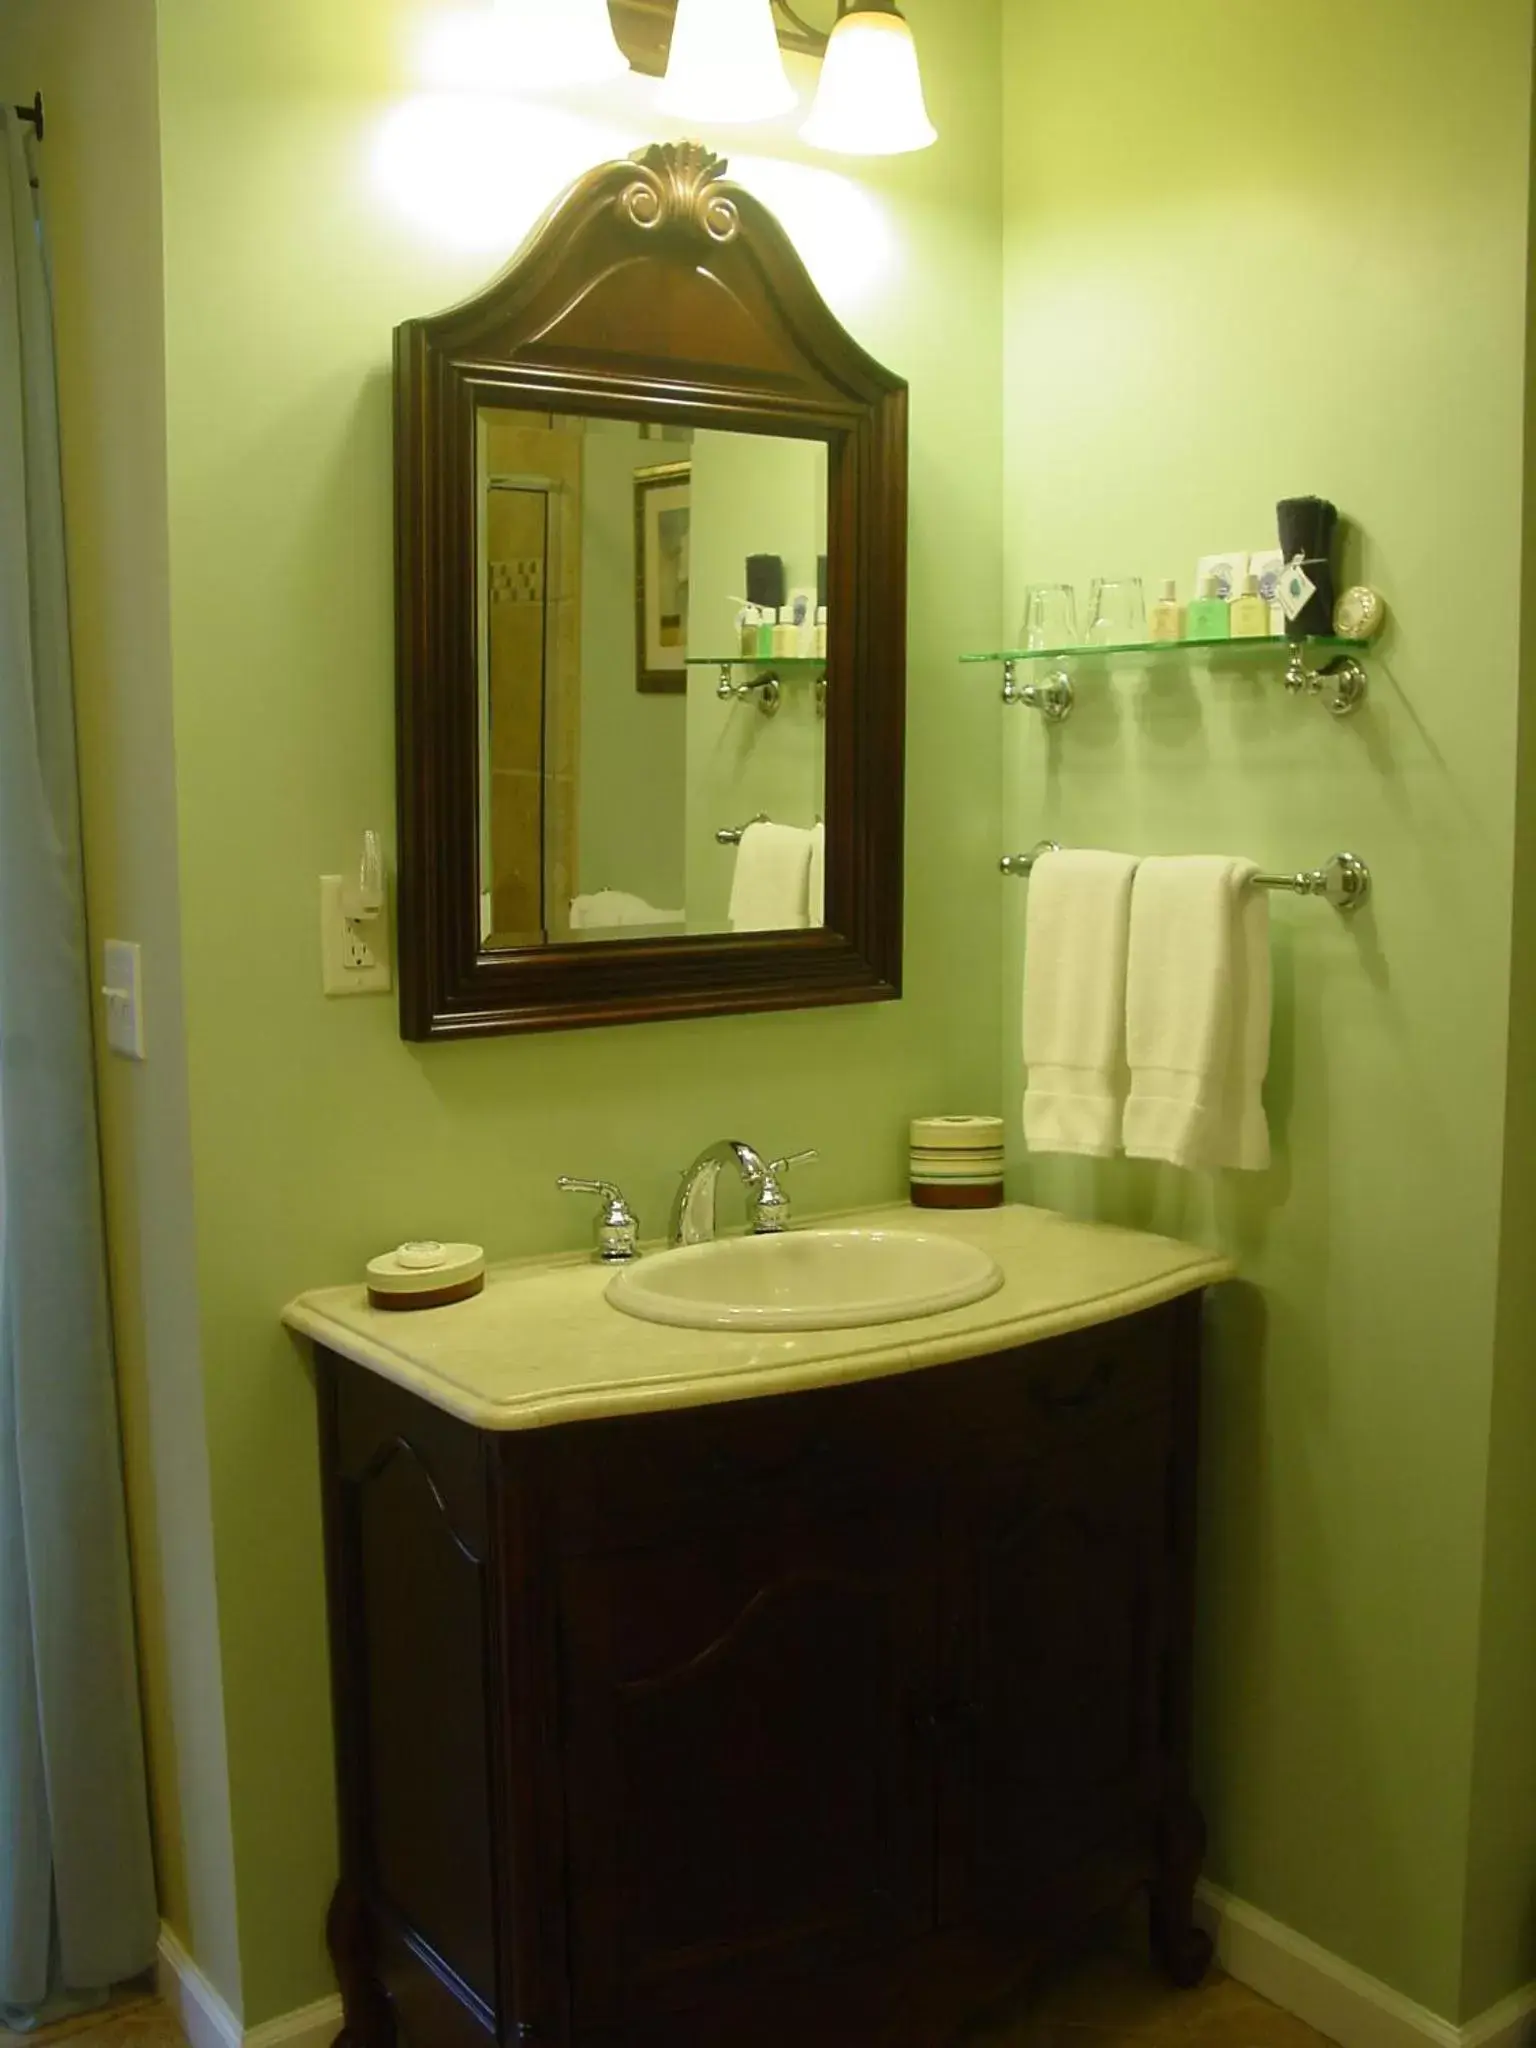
[1279,557,1318,622]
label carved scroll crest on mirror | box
[394,141,908,1040]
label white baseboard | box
[162,1894,1532,2048]
[156,1929,342,2048]
[1197,1882,1536,2048]
[156,1930,240,2048]
[244,1995,344,2048]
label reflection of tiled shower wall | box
[483,417,583,941]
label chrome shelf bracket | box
[1002,658,1074,723]
[716,664,782,716]
[1282,644,1368,717]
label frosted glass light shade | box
[657,0,796,124]
[490,0,631,87]
[802,3,938,156]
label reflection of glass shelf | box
[960,634,1369,664]
[687,654,829,667]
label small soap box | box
[909,1116,1006,1210]
[367,1241,486,1311]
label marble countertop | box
[283,1203,1233,1433]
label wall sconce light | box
[656,0,796,124]
[609,0,938,155]
[802,2,937,156]
[492,0,632,87]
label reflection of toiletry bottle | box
[1230,573,1270,639]
[1187,575,1231,640]
[814,604,828,659]
[739,606,760,657]
[773,606,798,658]
[1149,579,1185,643]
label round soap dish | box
[367,1241,486,1312]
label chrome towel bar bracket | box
[717,814,770,847]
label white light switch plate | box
[320,876,393,997]
[102,940,146,1060]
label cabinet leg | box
[1150,1799,1213,1989]
[327,1882,395,2048]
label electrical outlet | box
[320,876,392,997]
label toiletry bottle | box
[773,605,798,658]
[739,605,760,658]
[755,607,775,658]
[1186,575,1231,641]
[1149,579,1185,642]
[1230,573,1270,639]
[814,604,828,659]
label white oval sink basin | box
[606,1228,1005,1333]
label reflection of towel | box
[1022,850,1139,1157]
[729,823,814,933]
[808,822,826,927]
[569,891,685,931]
[1123,857,1271,1172]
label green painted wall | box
[685,430,829,927]
[577,420,688,911]
[19,0,1536,2024]
[1462,108,1536,2007]
[1001,0,1534,2020]
[151,0,1002,2020]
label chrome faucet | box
[670,1140,818,1246]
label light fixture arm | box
[770,0,830,46]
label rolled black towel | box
[746,554,786,610]
[1277,495,1338,638]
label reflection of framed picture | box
[634,461,691,695]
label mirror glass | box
[476,410,829,950]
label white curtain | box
[0,106,157,2026]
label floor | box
[0,1995,181,2048]
[0,1934,1340,2048]
[975,1916,1338,2048]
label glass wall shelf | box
[963,634,1373,721]
[687,654,829,667]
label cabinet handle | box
[917,1697,978,1744]
[1031,1354,1117,1413]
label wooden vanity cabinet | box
[316,1295,1212,2048]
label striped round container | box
[909,1115,1006,1210]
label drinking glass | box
[1084,577,1147,647]
[1019,583,1079,653]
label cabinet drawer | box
[545,1374,932,1556]
[924,1305,1181,1476]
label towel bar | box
[1000,842,1371,912]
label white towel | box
[1123,857,1271,1172]
[729,822,813,933]
[1021,850,1139,1157]
[807,822,826,926]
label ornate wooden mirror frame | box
[395,141,908,1040]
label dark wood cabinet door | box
[559,1499,939,2029]
[950,1412,1173,1920]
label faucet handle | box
[752,1150,819,1235]
[557,1178,641,1264]
[766,1149,819,1177]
